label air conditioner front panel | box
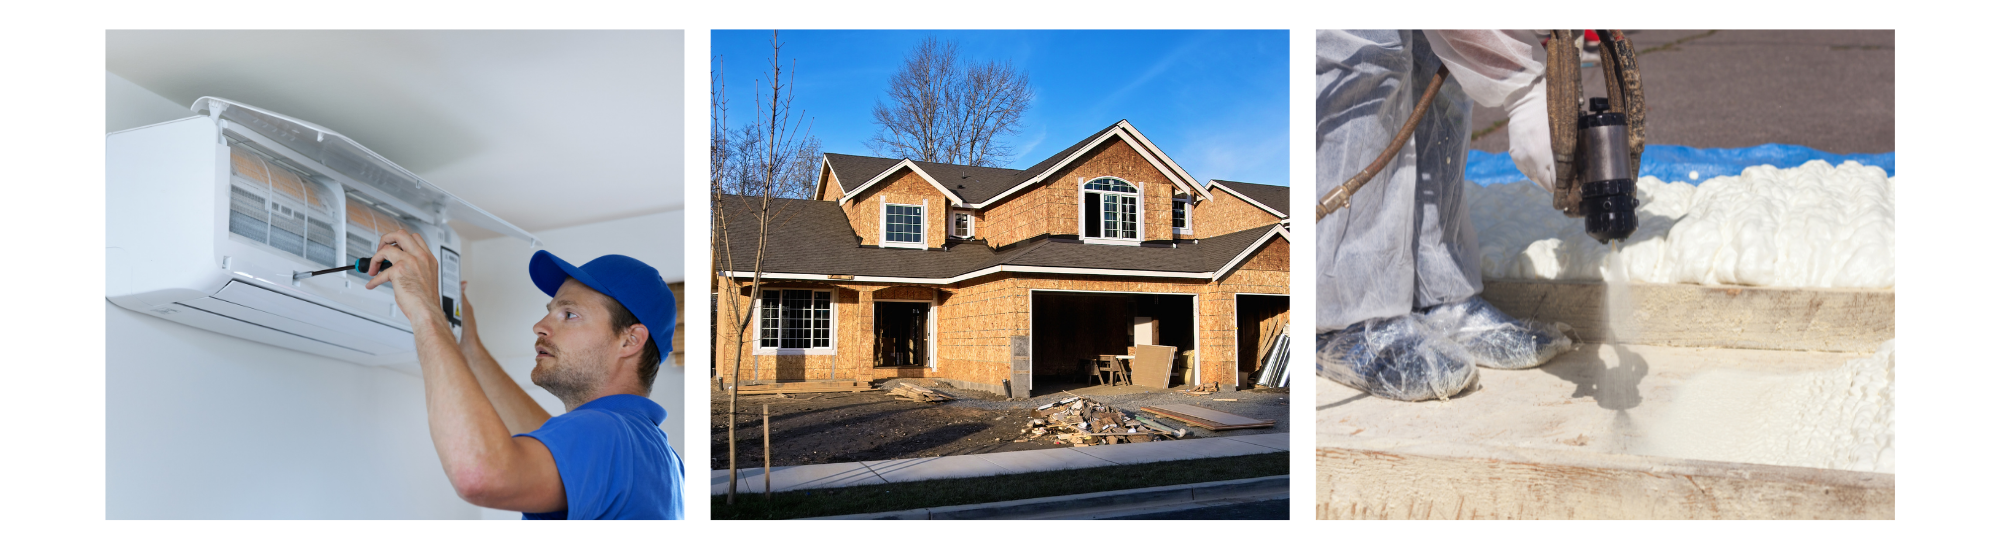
[210,281,414,350]
[137,300,397,366]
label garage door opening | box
[1029,292,1195,396]
[1236,294,1290,389]
[874,301,931,368]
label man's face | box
[530,279,622,402]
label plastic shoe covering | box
[1316,314,1477,402]
[1421,296,1575,370]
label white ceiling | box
[107,30,684,241]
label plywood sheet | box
[1126,344,1176,388]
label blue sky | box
[712,30,1289,186]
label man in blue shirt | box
[362,229,683,519]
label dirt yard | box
[710,379,1290,469]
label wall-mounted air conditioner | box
[107,98,539,367]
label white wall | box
[106,72,194,132]
[460,210,685,520]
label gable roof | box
[1208,179,1290,218]
[717,193,1286,283]
[816,120,1214,210]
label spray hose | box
[1316,64,1450,221]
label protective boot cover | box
[1422,296,1575,370]
[1316,313,1477,402]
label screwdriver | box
[294,256,393,280]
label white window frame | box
[1077,176,1143,246]
[752,288,838,356]
[949,209,976,239]
[880,199,927,249]
[873,297,938,370]
[1172,196,1193,236]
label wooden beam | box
[1480,279,1894,353]
[1316,436,1892,520]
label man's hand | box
[364,229,444,325]
[458,280,481,345]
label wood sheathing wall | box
[841,168,952,247]
[980,138,1179,249]
[714,235,1289,394]
[1196,187,1284,239]
[814,164,841,201]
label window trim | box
[880,199,928,249]
[751,288,838,356]
[1077,176,1143,246]
[949,209,975,239]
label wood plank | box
[1480,279,1894,353]
[1316,436,1892,519]
[1143,404,1273,427]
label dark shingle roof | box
[717,193,1283,279]
[1211,180,1290,217]
[818,121,1128,205]
[821,153,903,195]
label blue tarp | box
[1465,144,1895,186]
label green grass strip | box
[712,451,1289,520]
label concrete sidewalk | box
[710,433,1289,496]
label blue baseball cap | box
[528,250,675,365]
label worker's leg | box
[1315,29,1421,332]
[1315,31,1477,401]
[1408,39,1482,311]
[1405,48,1575,370]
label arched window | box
[1081,177,1139,240]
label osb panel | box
[873,286,937,301]
[978,180,1051,250]
[842,168,951,247]
[814,163,841,201]
[717,234,1289,389]
[981,138,1181,249]
[1196,188,1285,239]
[1234,237,1291,274]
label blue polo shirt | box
[516,394,685,520]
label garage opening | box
[1236,295,1290,389]
[874,301,930,368]
[1029,292,1195,396]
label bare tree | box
[869,37,1034,167]
[711,31,818,506]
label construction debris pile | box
[888,384,954,403]
[1016,397,1186,446]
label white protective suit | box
[1315,30,1555,332]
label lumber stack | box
[1140,404,1275,431]
[888,384,954,403]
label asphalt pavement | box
[1468,29,1894,155]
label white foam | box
[1640,340,1895,473]
[1468,160,1895,288]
